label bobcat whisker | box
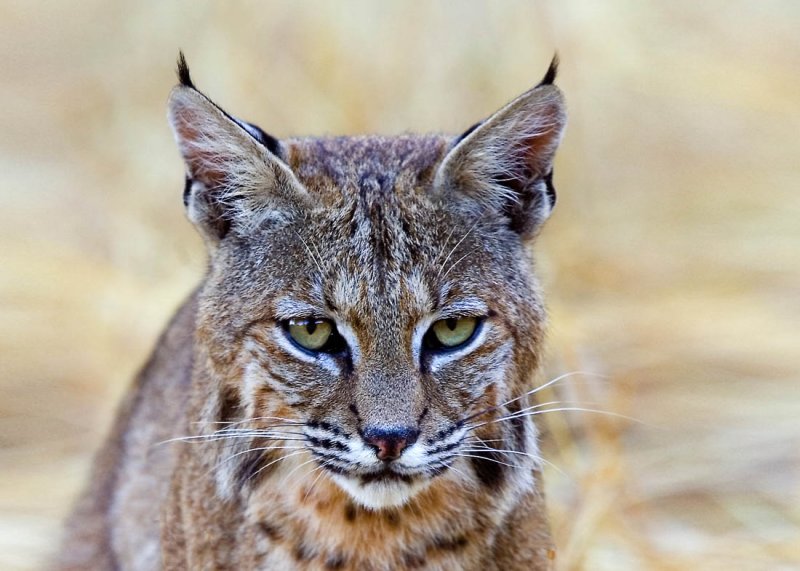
[159,429,306,446]
[447,452,519,470]
[209,426,307,437]
[303,459,337,502]
[433,460,469,482]
[440,251,473,283]
[165,435,307,446]
[460,370,607,424]
[466,438,570,478]
[464,399,579,434]
[499,399,605,422]
[197,426,307,439]
[537,456,571,479]
[461,447,541,463]
[293,229,325,275]
[431,225,458,268]
[467,406,644,431]
[277,453,320,487]
[435,215,482,281]
[216,444,306,468]
[245,450,309,486]
[193,416,306,427]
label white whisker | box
[470,406,645,431]
[277,454,320,487]
[157,431,306,446]
[303,459,335,501]
[192,416,304,427]
[448,452,519,469]
[461,370,607,424]
[462,448,541,462]
[246,450,309,485]
[435,216,482,281]
[213,444,306,472]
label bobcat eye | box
[424,317,479,350]
[285,318,345,354]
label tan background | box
[1,1,798,569]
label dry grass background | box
[1,1,798,569]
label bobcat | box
[56,53,566,570]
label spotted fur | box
[56,54,566,570]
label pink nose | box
[363,428,419,461]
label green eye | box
[427,317,479,350]
[287,318,337,351]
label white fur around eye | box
[271,325,343,377]
[413,299,490,371]
[333,320,361,366]
[426,321,489,373]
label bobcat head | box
[169,55,565,509]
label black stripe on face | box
[233,446,279,491]
[469,448,506,490]
[307,435,348,452]
[506,400,527,451]
[218,386,242,424]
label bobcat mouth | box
[302,423,461,507]
[309,455,435,508]
[358,467,416,485]
[314,457,422,484]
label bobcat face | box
[170,56,565,509]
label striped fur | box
[56,55,565,570]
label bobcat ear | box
[435,57,566,237]
[167,53,307,243]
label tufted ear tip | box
[166,64,307,244]
[436,66,567,238]
[176,51,195,89]
[537,53,559,87]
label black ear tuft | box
[176,51,195,89]
[537,54,559,87]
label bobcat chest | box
[245,468,496,571]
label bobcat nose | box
[363,427,419,462]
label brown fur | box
[56,55,566,570]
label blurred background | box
[1,1,798,569]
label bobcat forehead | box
[286,134,449,194]
[57,54,564,570]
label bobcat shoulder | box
[57,54,566,570]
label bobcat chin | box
[56,53,566,570]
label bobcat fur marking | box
[56,53,566,570]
